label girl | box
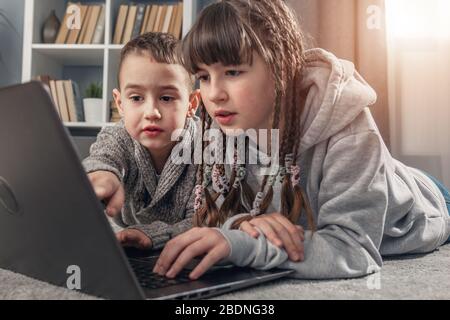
[153,0,450,280]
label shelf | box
[64,122,116,128]
[32,44,105,65]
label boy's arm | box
[126,186,196,250]
[82,123,132,182]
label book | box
[55,2,74,44]
[131,4,146,39]
[92,4,105,44]
[172,2,183,39]
[153,5,164,33]
[55,80,70,122]
[146,5,159,33]
[113,5,129,44]
[122,4,137,44]
[71,81,85,122]
[141,5,151,35]
[162,5,174,33]
[66,4,88,44]
[63,80,78,122]
[157,5,168,32]
[83,5,102,44]
[168,4,178,36]
[48,79,61,118]
[110,100,121,123]
[78,5,92,44]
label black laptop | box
[0,82,293,300]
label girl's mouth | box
[215,111,237,126]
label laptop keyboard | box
[128,258,193,290]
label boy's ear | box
[187,89,201,118]
[112,88,124,117]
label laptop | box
[0,82,294,300]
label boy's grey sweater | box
[216,48,450,279]
[82,118,198,250]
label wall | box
[0,0,25,88]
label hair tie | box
[194,184,204,211]
[285,153,294,172]
[290,165,300,187]
[212,164,229,194]
[233,166,246,189]
[250,191,264,216]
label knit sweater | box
[82,118,198,250]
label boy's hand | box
[87,171,125,217]
[116,229,152,249]
[239,212,305,262]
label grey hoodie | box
[217,48,450,279]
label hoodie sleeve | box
[219,131,387,279]
[82,124,132,182]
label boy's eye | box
[160,96,175,102]
[130,96,143,102]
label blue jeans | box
[422,171,450,243]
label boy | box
[83,33,200,250]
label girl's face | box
[196,52,276,133]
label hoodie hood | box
[298,48,377,154]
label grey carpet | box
[1,244,449,300]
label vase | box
[83,98,104,123]
[42,10,61,43]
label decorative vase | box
[42,10,60,43]
[83,98,104,123]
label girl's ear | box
[112,88,124,117]
[187,89,201,118]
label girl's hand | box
[153,227,230,280]
[239,212,305,262]
[87,171,125,217]
[116,229,152,250]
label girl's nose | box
[208,80,228,104]
[144,103,162,121]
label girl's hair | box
[183,0,316,231]
[118,32,193,89]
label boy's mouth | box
[214,110,237,126]
[142,125,164,137]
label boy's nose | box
[144,104,162,120]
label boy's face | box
[113,53,197,153]
[195,52,276,133]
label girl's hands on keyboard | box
[153,228,230,280]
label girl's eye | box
[226,70,242,77]
[196,74,209,82]
[160,96,175,102]
[130,96,143,103]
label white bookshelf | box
[21,0,207,129]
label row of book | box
[36,76,85,122]
[113,2,183,44]
[55,2,105,44]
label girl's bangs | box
[181,2,256,74]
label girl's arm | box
[219,131,387,279]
